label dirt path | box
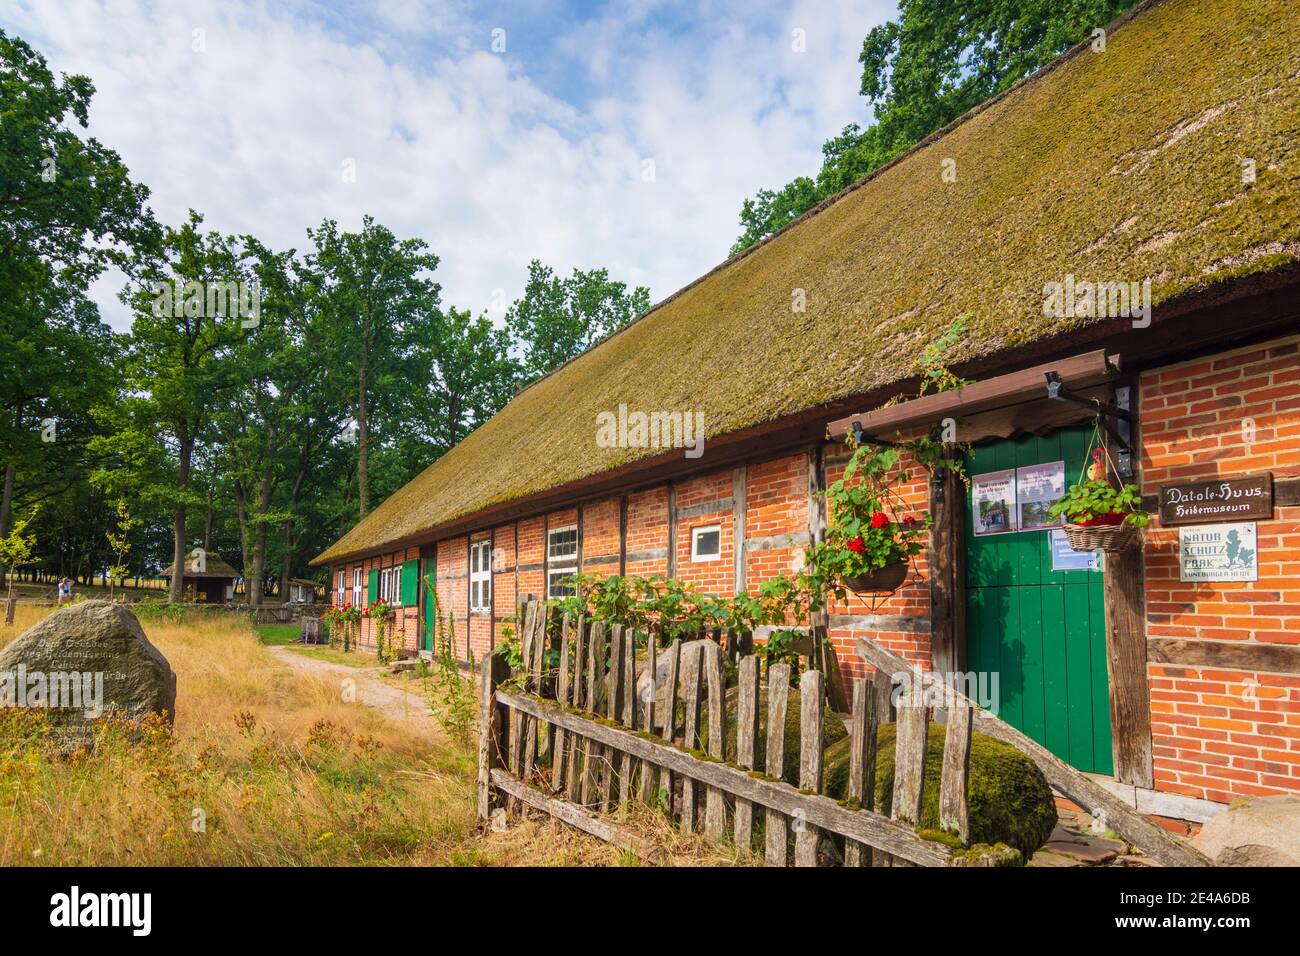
[268,646,440,737]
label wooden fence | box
[478,598,976,866]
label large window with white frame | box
[336,570,345,605]
[470,540,492,612]
[378,565,402,605]
[547,524,579,598]
[352,567,363,606]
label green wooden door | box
[421,558,436,652]
[965,426,1113,775]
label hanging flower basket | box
[843,560,909,594]
[1062,514,1141,553]
[1050,438,1149,555]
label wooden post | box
[928,448,967,675]
[794,669,824,866]
[1104,381,1155,789]
[733,466,747,596]
[477,652,511,821]
[666,484,678,578]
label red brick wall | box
[492,524,517,650]
[824,448,933,684]
[674,470,735,594]
[328,339,1300,810]
[1142,335,1300,802]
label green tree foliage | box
[505,260,651,383]
[308,216,442,520]
[0,29,157,586]
[5,29,649,602]
[731,0,1140,254]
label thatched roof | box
[164,553,240,579]
[314,0,1300,566]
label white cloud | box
[5,0,894,330]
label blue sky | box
[4,0,898,329]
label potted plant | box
[808,445,929,596]
[1049,451,1149,552]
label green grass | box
[286,645,377,668]
[255,624,303,646]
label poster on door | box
[1017,460,1066,531]
[972,468,1017,535]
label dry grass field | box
[0,605,734,866]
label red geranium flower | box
[869,512,889,529]
[847,536,865,553]
[902,515,919,528]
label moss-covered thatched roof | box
[314,0,1300,566]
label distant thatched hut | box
[286,578,321,603]
[162,552,240,604]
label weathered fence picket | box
[703,641,726,838]
[940,700,972,843]
[657,638,680,802]
[680,642,703,831]
[639,632,657,804]
[478,599,987,868]
[794,669,824,866]
[551,614,572,792]
[618,626,635,805]
[892,688,929,827]
[733,654,759,855]
[763,663,791,866]
[844,677,878,867]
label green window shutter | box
[367,568,378,605]
[400,558,419,606]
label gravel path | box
[268,645,440,737]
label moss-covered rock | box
[822,723,1056,861]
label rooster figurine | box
[1086,447,1107,483]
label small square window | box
[691,525,721,562]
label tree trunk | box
[170,432,193,603]
[357,345,370,519]
[0,460,15,589]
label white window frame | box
[379,565,402,606]
[352,567,363,607]
[336,570,345,605]
[690,524,722,562]
[547,524,579,599]
[470,540,492,612]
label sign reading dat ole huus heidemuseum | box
[1158,474,1273,527]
